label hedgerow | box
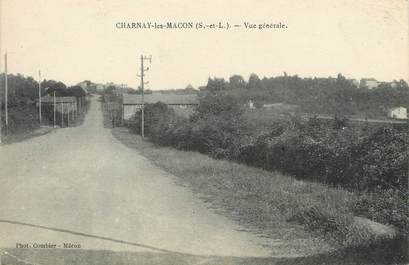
[128,93,408,234]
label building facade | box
[122,93,199,120]
[388,107,407,120]
[360,78,381,89]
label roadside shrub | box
[130,102,179,142]
[176,93,246,158]
[129,94,247,160]
[354,189,409,234]
[195,93,244,117]
[126,93,407,238]
[237,119,356,186]
[349,127,407,191]
[289,205,354,245]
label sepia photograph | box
[0,0,408,264]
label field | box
[243,108,292,136]
[243,106,406,137]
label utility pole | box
[0,104,1,141]
[61,102,64,127]
[0,0,2,145]
[407,116,409,263]
[0,54,3,143]
[53,91,56,128]
[4,53,7,135]
[140,56,144,137]
[138,55,151,138]
[38,70,42,125]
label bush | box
[289,205,354,245]
[349,127,407,191]
[129,93,247,160]
[354,189,409,234]
[126,93,407,237]
[195,93,244,117]
[130,102,180,142]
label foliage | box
[103,85,117,95]
[130,102,178,143]
[129,93,246,158]
[349,127,407,191]
[114,127,359,252]
[194,93,244,117]
[129,91,407,193]
[0,73,42,105]
[200,73,409,118]
[0,73,75,133]
[354,189,409,234]
[205,77,229,91]
[127,84,408,237]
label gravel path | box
[0,97,273,257]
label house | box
[360,78,381,89]
[122,93,199,120]
[389,81,400,88]
[185,84,195,91]
[388,107,407,120]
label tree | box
[229,75,246,89]
[104,85,116,94]
[195,93,243,117]
[46,82,68,96]
[206,78,228,91]
[66,86,87,97]
[247,73,265,90]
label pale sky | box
[1,0,408,89]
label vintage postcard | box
[0,0,408,264]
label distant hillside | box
[200,74,409,118]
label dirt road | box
[0,97,272,257]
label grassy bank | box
[111,127,405,261]
[113,126,390,257]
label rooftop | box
[123,93,199,105]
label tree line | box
[0,73,87,106]
[203,73,409,118]
[0,73,88,134]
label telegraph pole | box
[61,101,64,127]
[53,91,56,128]
[0,54,3,143]
[139,55,151,138]
[404,118,409,265]
[140,56,144,138]
[0,75,1,144]
[0,0,2,144]
[4,53,7,135]
[38,70,42,125]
